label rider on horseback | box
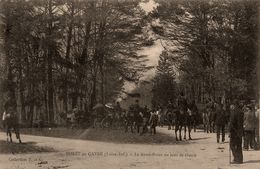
[166,101,175,130]
[175,92,192,140]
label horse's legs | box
[209,120,212,133]
[14,127,22,143]
[6,126,12,143]
[179,125,182,141]
[175,131,178,141]
[207,121,209,133]
[188,124,192,140]
[168,120,171,130]
[175,126,179,141]
[193,117,196,132]
[6,127,9,142]
[9,129,12,143]
[213,122,215,133]
[183,125,187,140]
[211,121,215,133]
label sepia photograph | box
[0,0,259,169]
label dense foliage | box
[151,0,259,105]
[0,0,149,125]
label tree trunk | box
[47,0,54,123]
[19,69,26,122]
[64,1,75,115]
[47,49,54,123]
[100,63,105,104]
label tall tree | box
[152,51,177,107]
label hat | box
[246,104,253,110]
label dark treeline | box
[0,0,151,125]
[0,0,259,125]
[152,0,259,107]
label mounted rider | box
[166,101,175,130]
[178,92,188,115]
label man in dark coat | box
[178,93,188,113]
[132,100,142,133]
[188,100,199,132]
[229,101,244,164]
[215,102,226,143]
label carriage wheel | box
[102,118,113,129]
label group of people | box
[229,100,259,164]
[124,100,160,135]
[120,92,200,140]
[202,98,259,164]
[2,94,259,164]
[202,100,228,142]
[122,96,260,164]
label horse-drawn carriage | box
[92,103,124,129]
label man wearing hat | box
[243,104,256,150]
[255,104,260,149]
[229,100,243,164]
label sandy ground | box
[0,127,259,169]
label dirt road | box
[0,127,259,169]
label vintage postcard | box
[0,0,259,169]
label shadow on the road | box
[0,140,56,154]
[78,128,190,145]
[243,160,260,164]
[19,128,193,145]
[190,137,210,141]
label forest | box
[152,0,259,108]
[0,0,259,126]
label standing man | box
[255,104,260,149]
[215,102,226,143]
[243,104,256,150]
[149,110,158,135]
[141,105,150,135]
[189,100,199,132]
[229,101,244,164]
[133,100,141,133]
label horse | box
[174,95,193,141]
[174,108,190,141]
[3,112,22,143]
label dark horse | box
[174,94,193,141]
[4,112,22,143]
[174,109,192,141]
